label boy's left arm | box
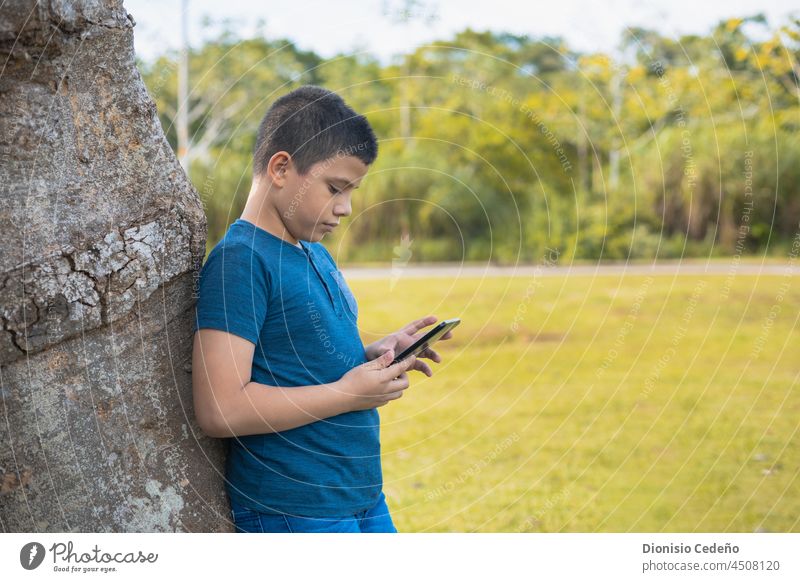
[364,315,454,377]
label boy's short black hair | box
[253,85,378,177]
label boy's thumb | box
[377,349,394,368]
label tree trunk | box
[0,0,230,532]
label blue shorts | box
[228,491,398,533]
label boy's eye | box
[328,184,341,194]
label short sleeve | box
[193,242,269,345]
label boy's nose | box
[334,201,352,217]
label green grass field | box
[352,271,800,532]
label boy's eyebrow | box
[328,176,361,189]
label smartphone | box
[391,318,461,365]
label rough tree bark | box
[0,0,230,531]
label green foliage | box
[138,17,800,263]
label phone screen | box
[391,318,461,365]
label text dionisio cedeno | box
[643,542,740,554]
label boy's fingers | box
[401,315,437,335]
[420,347,441,363]
[383,355,416,380]
[368,349,394,370]
[389,373,410,391]
[414,360,433,377]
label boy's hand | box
[365,315,454,377]
[338,350,417,411]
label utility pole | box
[609,63,623,193]
[177,0,190,169]
[577,86,589,195]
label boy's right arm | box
[192,328,416,438]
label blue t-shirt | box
[193,218,382,517]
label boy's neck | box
[240,181,302,248]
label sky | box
[127,0,798,63]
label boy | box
[192,85,452,533]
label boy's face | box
[277,154,368,243]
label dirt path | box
[342,262,800,279]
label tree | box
[0,0,229,531]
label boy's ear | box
[267,151,292,186]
